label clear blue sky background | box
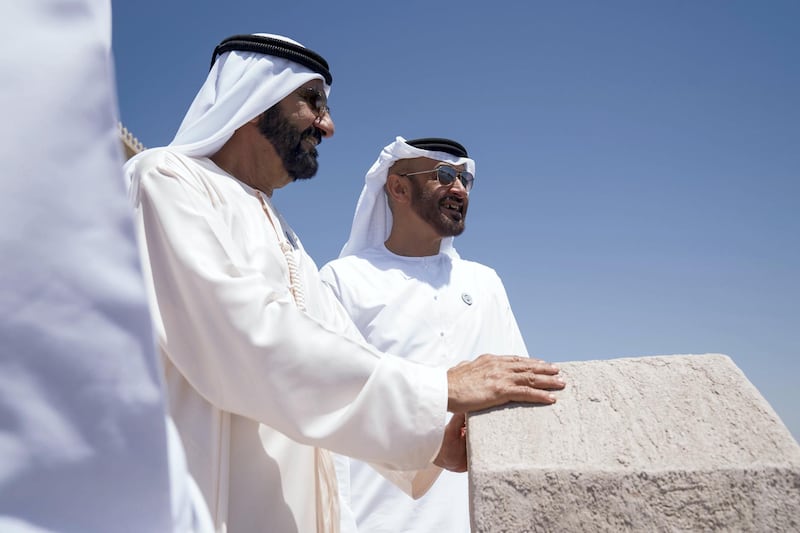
[112,1,799,439]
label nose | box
[448,174,468,195]
[314,112,335,138]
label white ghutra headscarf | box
[338,136,476,259]
[125,33,329,178]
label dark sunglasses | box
[399,165,474,192]
[295,86,330,119]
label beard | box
[408,177,467,237]
[257,106,322,181]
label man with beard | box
[126,35,564,532]
[320,137,531,533]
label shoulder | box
[453,256,502,281]
[128,149,227,202]
[128,149,204,180]
[452,257,513,299]
[324,247,386,272]
[319,256,348,290]
[320,249,388,288]
[321,252,370,280]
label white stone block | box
[467,354,800,532]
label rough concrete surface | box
[467,354,800,532]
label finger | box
[524,374,566,391]
[505,386,559,405]
[496,355,537,363]
[496,354,558,368]
[510,360,561,376]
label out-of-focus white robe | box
[130,150,448,533]
[320,246,528,533]
[0,2,210,531]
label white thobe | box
[320,246,528,533]
[0,1,210,531]
[130,150,448,532]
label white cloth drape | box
[0,1,211,531]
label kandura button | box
[461,293,473,305]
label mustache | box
[301,127,322,146]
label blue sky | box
[112,1,799,439]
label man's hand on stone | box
[446,354,565,413]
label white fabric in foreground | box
[338,136,475,259]
[0,1,211,531]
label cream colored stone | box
[467,354,800,532]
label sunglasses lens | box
[436,166,458,185]
[461,172,474,191]
[315,95,327,115]
[302,88,328,117]
[436,166,473,191]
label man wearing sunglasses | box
[320,137,533,533]
[125,34,564,532]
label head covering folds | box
[210,34,332,85]
[125,32,331,182]
[169,33,331,157]
[339,136,476,259]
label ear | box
[385,173,412,205]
